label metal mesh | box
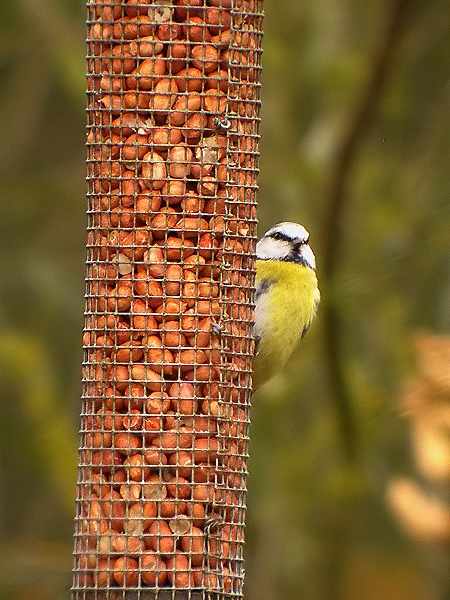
[73,1,263,598]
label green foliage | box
[0,332,77,512]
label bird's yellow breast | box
[254,260,319,389]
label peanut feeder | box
[72,1,263,598]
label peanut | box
[113,556,139,587]
[141,552,167,586]
[174,67,203,93]
[184,17,211,43]
[169,451,194,479]
[166,553,194,588]
[180,526,205,566]
[168,144,193,178]
[112,534,145,555]
[167,41,189,73]
[169,92,202,126]
[123,453,150,481]
[168,381,197,415]
[191,44,219,74]
[159,499,188,519]
[151,77,178,112]
[130,57,166,90]
[152,126,183,150]
[141,151,166,189]
[147,520,176,555]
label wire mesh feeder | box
[73,1,263,598]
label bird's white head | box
[256,222,316,269]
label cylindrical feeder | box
[72,1,263,598]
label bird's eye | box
[294,236,309,250]
[271,232,283,241]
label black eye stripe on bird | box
[253,222,320,390]
[269,231,310,245]
[269,231,293,243]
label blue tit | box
[253,222,320,389]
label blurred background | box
[0,1,449,599]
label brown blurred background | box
[0,1,449,599]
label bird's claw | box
[212,323,223,336]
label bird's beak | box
[300,243,316,269]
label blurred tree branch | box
[322,0,416,462]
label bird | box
[253,222,320,390]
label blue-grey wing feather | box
[254,278,275,355]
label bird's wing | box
[300,285,321,338]
[253,277,275,355]
[255,277,273,300]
